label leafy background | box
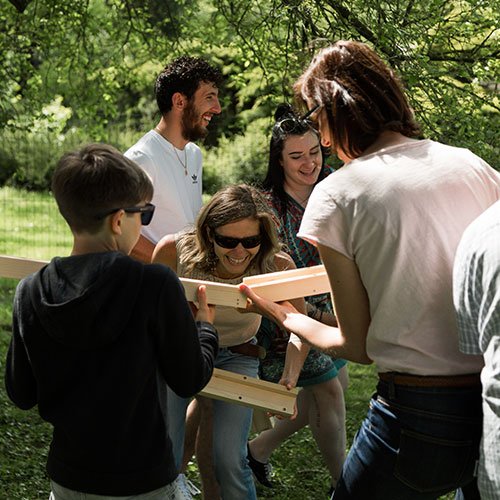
[0,1,496,497]
[0,0,498,193]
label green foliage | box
[213,0,500,166]
[202,117,271,193]
[0,0,498,191]
[0,149,18,186]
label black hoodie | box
[5,251,218,495]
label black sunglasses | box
[213,231,262,249]
[273,105,322,136]
[96,203,155,226]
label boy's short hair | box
[52,143,154,234]
[155,56,223,115]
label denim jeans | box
[49,476,188,499]
[167,345,259,500]
[333,378,482,500]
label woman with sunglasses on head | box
[240,41,500,500]
[246,103,347,497]
[152,184,305,500]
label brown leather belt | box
[228,342,266,359]
[379,372,481,388]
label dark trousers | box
[334,378,482,500]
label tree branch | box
[7,0,31,13]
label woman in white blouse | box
[241,40,500,500]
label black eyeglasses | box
[96,203,155,226]
[301,104,321,120]
[213,232,262,249]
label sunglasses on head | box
[273,105,322,136]
[212,231,262,249]
[96,202,155,226]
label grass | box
[0,187,209,261]
[0,187,72,260]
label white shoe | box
[170,473,201,499]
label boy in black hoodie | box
[4,143,219,499]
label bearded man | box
[126,56,223,262]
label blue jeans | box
[167,346,259,500]
[334,378,482,500]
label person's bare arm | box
[273,253,310,389]
[152,234,178,271]
[240,245,372,364]
[317,244,371,362]
[130,234,156,263]
[153,234,215,324]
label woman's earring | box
[208,247,218,269]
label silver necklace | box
[155,127,188,176]
[172,145,188,176]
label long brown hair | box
[294,40,420,159]
[178,184,282,275]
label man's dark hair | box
[155,56,223,115]
[52,144,154,234]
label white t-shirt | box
[125,130,203,244]
[299,139,500,375]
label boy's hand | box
[193,285,216,324]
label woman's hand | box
[278,372,299,391]
[191,285,216,324]
[238,283,299,326]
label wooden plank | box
[0,255,331,306]
[180,277,248,308]
[0,254,299,414]
[200,368,297,417]
[243,264,331,301]
[243,264,325,285]
[0,255,47,279]
[182,266,330,307]
[0,256,248,306]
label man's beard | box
[181,101,208,142]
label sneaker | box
[247,443,274,488]
[171,473,201,499]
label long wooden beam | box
[0,254,300,416]
[200,368,297,416]
[178,264,330,306]
[0,255,48,279]
[0,255,331,306]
